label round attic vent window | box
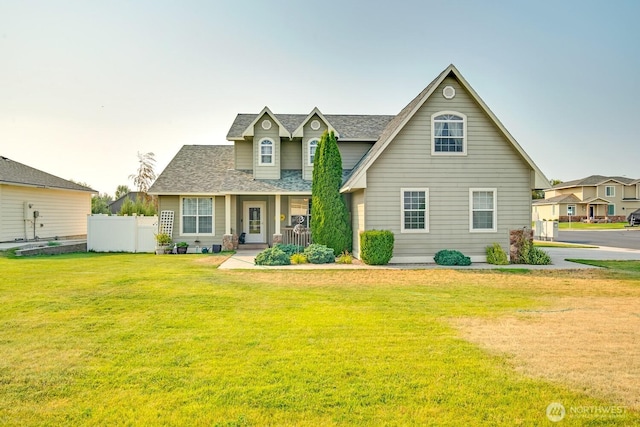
[261,119,272,130]
[443,85,456,99]
[310,119,321,130]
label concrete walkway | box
[218,245,640,270]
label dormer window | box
[432,112,467,155]
[308,138,319,165]
[259,138,274,165]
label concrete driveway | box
[557,229,640,250]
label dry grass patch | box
[455,293,640,410]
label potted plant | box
[155,232,172,254]
[176,241,189,254]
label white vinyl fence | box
[87,214,157,253]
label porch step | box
[237,243,268,251]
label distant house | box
[0,156,96,242]
[107,192,144,214]
[149,65,549,262]
[533,175,640,222]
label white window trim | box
[400,188,429,233]
[431,111,467,156]
[179,196,215,236]
[469,188,497,232]
[258,138,275,166]
[605,185,615,197]
[607,204,615,216]
[307,138,319,166]
[567,204,576,216]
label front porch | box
[221,194,314,250]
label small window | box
[432,112,466,155]
[605,186,615,197]
[259,138,274,165]
[308,138,319,165]
[182,197,214,235]
[567,205,576,216]
[401,189,429,233]
[470,189,496,232]
[607,204,615,216]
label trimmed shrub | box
[290,253,308,264]
[275,244,304,257]
[434,249,472,266]
[336,251,353,264]
[360,230,394,265]
[255,247,291,266]
[511,235,552,265]
[486,243,509,265]
[303,244,335,264]
[527,246,552,265]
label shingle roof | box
[0,156,95,192]
[148,145,314,194]
[227,114,394,140]
[532,194,582,205]
[553,175,637,189]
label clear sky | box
[1,0,639,195]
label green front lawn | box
[558,222,628,230]
[0,253,637,425]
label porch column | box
[273,194,283,245]
[222,194,234,251]
[275,194,281,235]
[225,194,231,235]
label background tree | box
[129,152,156,193]
[532,178,563,200]
[311,130,352,255]
[91,193,112,214]
[115,184,131,199]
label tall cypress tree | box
[311,130,352,255]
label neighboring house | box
[149,64,548,262]
[533,175,640,222]
[0,156,96,242]
[107,191,144,214]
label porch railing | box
[282,227,312,248]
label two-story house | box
[149,65,549,262]
[533,175,640,222]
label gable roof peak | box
[291,107,339,138]
[342,64,550,191]
[241,106,292,139]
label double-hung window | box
[470,189,497,232]
[259,138,274,165]
[567,205,576,216]
[182,197,214,235]
[432,112,466,155]
[401,189,429,232]
[308,138,319,165]
[605,186,615,197]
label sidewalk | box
[218,246,640,270]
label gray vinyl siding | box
[351,190,365,258]
[158,195,226,245]
[302,115,328,181]
[338,142,374,169]
[235,140,253,170]
[0,184,91,242]
[253,114,280,179]
[364,76,531,260]
[282,139,302,170]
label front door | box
[589,205,595,219]
[243,201,266,243]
